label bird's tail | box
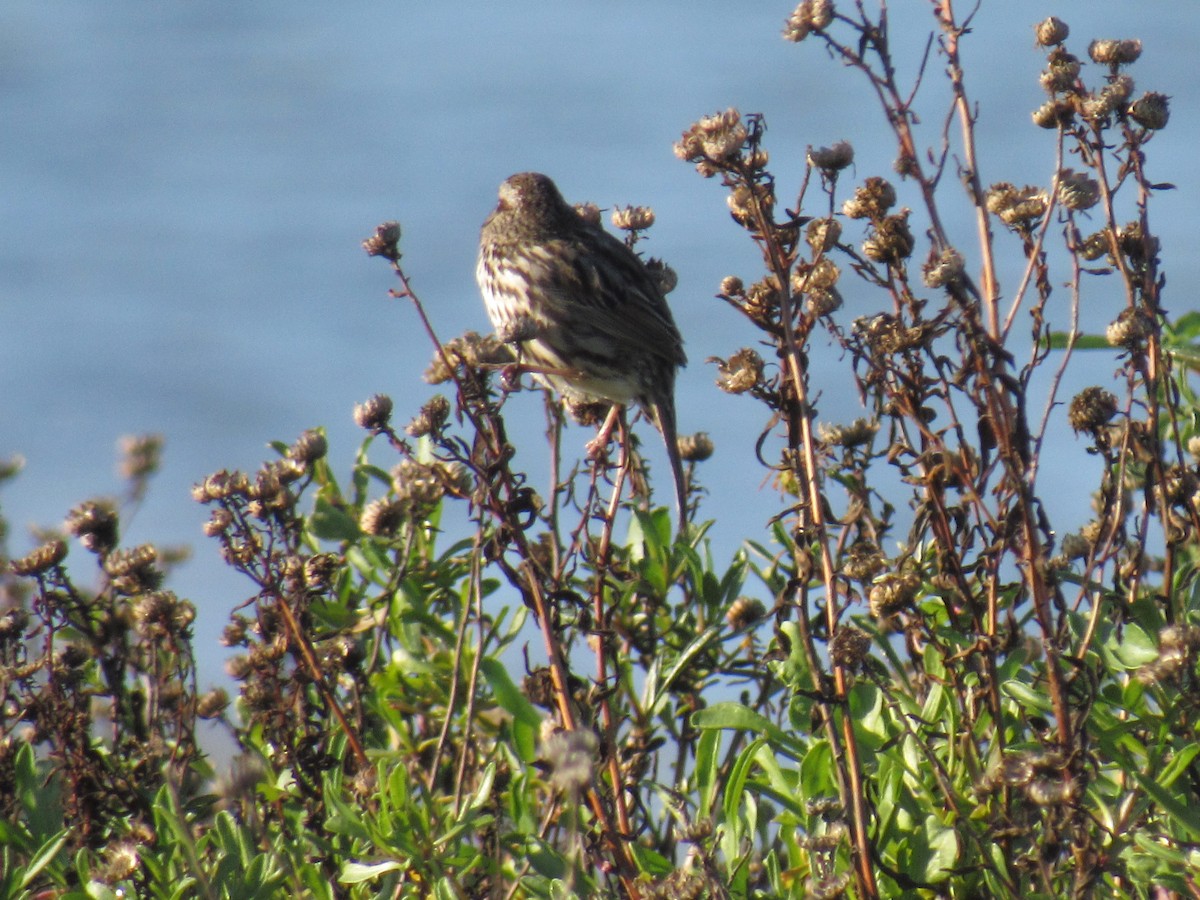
[646,395,688,533]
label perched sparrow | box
[476,172,687,524]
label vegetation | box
[3,3,1198,897]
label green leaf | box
[479,658,542,729]
[309,495,361,541]
[340,861,404,884]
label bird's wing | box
[537,230,686,367]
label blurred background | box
[3,1,1196,704]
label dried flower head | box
[868,571,921,618]
[818,417,879,449]
[842,177,896,220]
[1088,38,1142,66]
[1082,74,1134,121]
[677,432,714,462]
[1057,169,1099,211]
[842,541,886,582]
[192,469,251,503]
[1128,92,1170,130]
[98,841,140,884]
[712,348,764,394]
[611,205,655,232]
[805,217,842,252]
[1106,307,1155,350]
[1079,230,1111,261]
[353,393,394,433]
[742,278,781,323]
[807,141,854,173]
[392,459,449,515]
[65,500,119,554]
[805,287,843,317]
[1035,16,1069,47]
[1068,386,1118,433]
[424,331,512,383]
[674,108,746,166]
[922,247,965,288]
[1116,219,1160,264]
[288,429,327,465]
[793,257,840,293]
[829,625,872,669]
[106,544,163,594]
[361,221,401,260]
[783,0,834,41]
[360,497,407,537]
[1032,99,1076,129]
[726,596,766,630]
[986,183,1049,230]
[406,394,450,438]
[118,433,164,482]
[10,539,68,576]
[196,688,230,720]
[861,211,914,263]
[1039,48,1081,94]
[541,728,599,794]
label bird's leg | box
[585,404,622,460]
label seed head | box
[105,544,163,594]
[1082,74,1134,121]
[406,394,450,437]
[674,108,746,165]
[726,596,766,630]
[541,728,598,795]
[424,331,511,383]
[986,183,1049,230]
[712,348,764,394]
[288,429,327,465]
[868,571,921,618]
[10,539,68,576]
[1089,38,1142,66]
[359,498,406,537]
[719,275,745,296]
[805,217,842,252]
[677,432,714,462]
[842,177,896,221]
[805,287,843,317]
[1106,307,1155,350]
[1035,17,1069,47]
[118,433,164,482]
[841,541,885,582]
[65,500,119,554]
[783,0,834,41]
[1068,386,1118,433]
[818,417,879,449]
[807,141,854,173]
[829,625,871,669]
[353,393,394,433]
[922,247,965,288]
[1032,99,1076,129]
[1057,169,1099,211]
[361,221,401,260]
[862,211,914,263]
[1039,48,1081,94]
[192,470,251,503]
[611,205,655,232]
[196,688,230,720]
[1079,231,1110,261]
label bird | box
[476,172,688,526]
